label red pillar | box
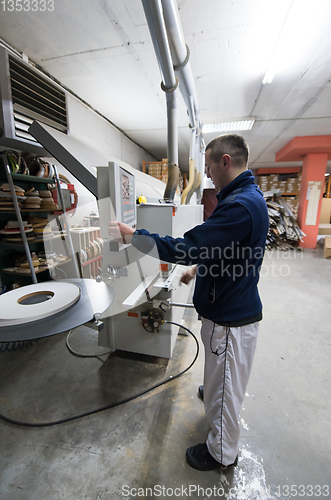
[297,153,328,248]
[276,136,331,249]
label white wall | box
[53,93,156,226]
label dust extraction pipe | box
[161,0,203,204]
[142,0,203,203]
[160,0,199,128]
[142,0,180,202]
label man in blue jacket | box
[109,134,269,472]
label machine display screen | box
[120,167,135,226]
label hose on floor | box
[0,339,39,352]
[0,321,199,427]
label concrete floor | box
[0,248,330,500]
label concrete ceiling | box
[1,0,331,174]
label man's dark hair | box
[206,134,249,167]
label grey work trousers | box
[200,317,259,466]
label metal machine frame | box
[28,121,203,358]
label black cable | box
[142,323,154,333]
[210,323,230,356]
[66,330,111,358]
[0,321,199,428]
[159,302,169,313]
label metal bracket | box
[173,44,190,71]
[161,76,179,93]
[107,266,128,278]
[86,313,104,332]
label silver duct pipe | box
[161,0,199,128]
[142,0,180,202]
[164,91,180,202]
[142,0,177,89]
[161,0,204,203]
[142,0,203,202]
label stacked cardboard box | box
[286,178,297,193]
[324,236,331,258]
[279,180,287,192]
[256,173,301,194]
[148,162,166,178]
[259,175,270,192]
[148,159,168,183]
[269,174,279,190]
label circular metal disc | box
[0,279,114,343]
[0,282,81,327]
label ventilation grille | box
[8,55,67,136]
[13,112,38,142]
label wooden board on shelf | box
[3,258,72,275]
[11,174,55,184]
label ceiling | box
[1,0,331,174]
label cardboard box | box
[260,176,270,191]
[319,224,331,236]
[324,235,331,258]
[286,181,298,192]
[320,198,331,224]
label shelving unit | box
[0,233,68,245]
[254,169,302,218]
[0,153,79,290]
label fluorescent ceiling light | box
[262,1,294,85]
[261,0,325,85]
[262,66,275,85]
[202,119,255,134]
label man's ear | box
[222,154,232,169]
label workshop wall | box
[52,93,156,226]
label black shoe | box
[198,385,204,401]
[186,443,238,471]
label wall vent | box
[0,46,68,153]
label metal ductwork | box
[142,0,180,202]
[160,0,199,129]
[161,0,203,204]
[142,0,202,203]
